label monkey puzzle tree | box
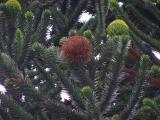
[0,0,159,120]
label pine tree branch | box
[16,28,24,61]
[40,0,59,8]
[0,53,20,75]
[50,0,89,46]
[0,94,34,120]
[55,66,86,110]
[144,1,160,22]
[18,12,34,68]
[130,31,160,65]
[6,18,17,59]
[119,55,150,120]
[47,100,90,120]
[69,0,89,23]
[117,6,160,51]
[0,14,7,53]
[126,4,159,29]
[0,107,13,120]
[51,6,68,33]
[95,0,106,43]
[32,10,51,44]
[100,39,128,112]
[78,18,97,34]
[69,63,94,88]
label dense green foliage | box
[0,0,160,120]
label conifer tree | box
[0,0,159,120]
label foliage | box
[0,0,159,120]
